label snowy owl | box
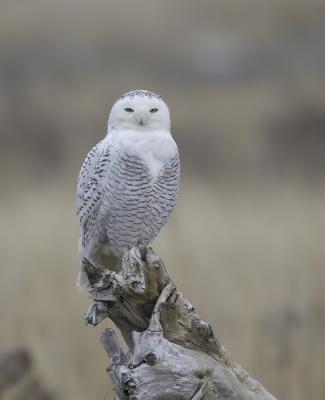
[76,90,180,289]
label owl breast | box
[99,130,179,257]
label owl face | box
[108,90,171,131]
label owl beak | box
[135,112,148,127]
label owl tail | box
[76,264,90,291]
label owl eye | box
[150,108,158,113]
[124,108,134,112]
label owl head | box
[108,90,171,131]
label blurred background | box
[1,0,324,399]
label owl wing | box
[145,151,180,241]
[76,140,111,227]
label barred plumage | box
[76,90,180,287]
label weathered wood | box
[0,349,31,393]
[84,246,277,400]
[0,348,53,399]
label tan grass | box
[0,177,324,399]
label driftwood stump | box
[0,348,53,400]
[84,246,277,400]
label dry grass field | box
[1,1,325,399]
[1,177,324,399]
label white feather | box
[76,90,180,290]
[108,129,177,177]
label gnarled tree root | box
[84,246,277,400]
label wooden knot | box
[144,352,157,365]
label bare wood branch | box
[84,246,277,400]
